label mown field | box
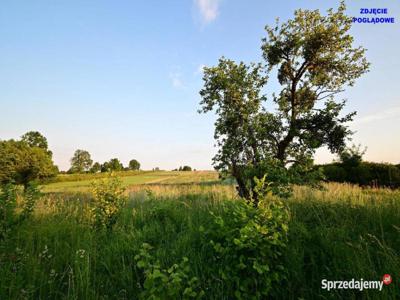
[1,171,399,299]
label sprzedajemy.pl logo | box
[321,274,392,292]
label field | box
[41,171,221,193]
[1,171,399,299]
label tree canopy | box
[69,149,93,173]
[90,162,101,173]
[21,131,53,157]
[128,159,140,171]
[101,158,124,172]
[0,136,58,187]
[179,166,192,171]
[199,2,369,203]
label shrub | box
[201,191,289,299]
[322,162,400,188]
[0,183,41,242]
[89,174,126,230]
[0,184,18,241]
[322,163,347,182]
[19,182,42,221]
[135,243,205,299]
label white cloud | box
[194,0,221,24]
[169,72,184,89]
[352,105,400,126]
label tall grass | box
[1,182,399,299]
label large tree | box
[199,3,369,203]
[128,159,140,171]
[70,149,93,173]
[0,139,58,187]
[21,131,48,150]
[21,131,53,157]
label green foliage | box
[89,162,101,173]
[0,139,58,186]
[199,2,369,200]
[178,166,192,171]
[129,159,141,171]
[135,243,205,299]
[201,194,289,299]
[323,162,400,188]
[0,181,399,299]
[21,131,48,149]
[339,144,366,167]
[70,149,93,173]
[101,158,124,172]
[321,144,400,187]
[89,174,126,230]
[0,184,18,241]
[20,182,42,221]
[0,183,41,242]
[20,131,53,157]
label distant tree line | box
[320,146,400,188]
[172,166,193,171]
[68,149,140,174]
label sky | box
[0,0,399,171]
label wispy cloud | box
[169,71,184,89]
[352,105,400,126]
[194,0,221,24]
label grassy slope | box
[2,174,399,299]
[42,171,219,193]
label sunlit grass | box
[2,175,399,299]
[42,171,218,193]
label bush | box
[0,183,41,242]
[135,243,205,299]
[201,195,289,299]
[0,140,58,186]
[89,174,126,230]
[0,184,18,241]
[322,162,400,188]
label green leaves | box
[135,243,204,299]
[0,184,18,241]
[70,149,93,173]
[0,139,58,186]
[201,198,289,299]
[0,183,42,242]
[89,174,126,230]
[199,2,369,202]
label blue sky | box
[1,0,399,170]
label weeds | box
[201,197,289,299]
[135,243,205,299]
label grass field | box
[42,171,220,193]
[1,171,399,299]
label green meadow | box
[1,1,399,299]
[1,171,399,299]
